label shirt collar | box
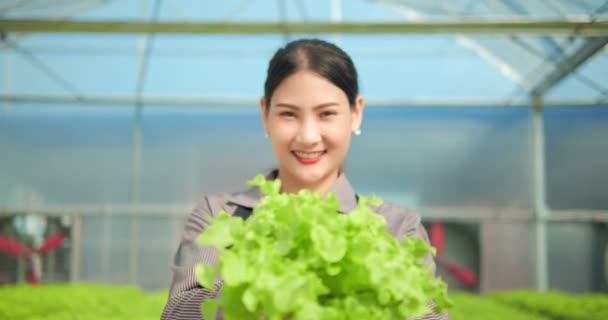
[227,168,357,213]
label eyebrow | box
[274,102,340,110]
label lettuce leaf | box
[197,175,452,319]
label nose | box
[296,118,321,145]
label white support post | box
[102,204,111,281]
[532,95,548,291]
[129,106,142,286]
[129,0,149,286]
[69,214,82,283]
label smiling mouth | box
[292,150,326,164]
[293,151,324,158]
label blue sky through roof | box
[1,0,606,102]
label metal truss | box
[0,18,606,35]
[1,94,606,107]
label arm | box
[161,197,224,320]
[402,222,450,320]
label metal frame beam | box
[374,0,528,90]
[1,38,84,100]
[1,19,607,35]
[1,94,607,107]
[3,205,608,222]
[482,0,570,91]
[530,37,608,96]
[1,0,108,49]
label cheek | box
[269,122,295,147]
[324,124,352,147]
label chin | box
[293,166,334,184]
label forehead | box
[271,70,348,106]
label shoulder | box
[180,192,242,239]
[191,192,241,218]
[191,170,272,217]
[371,200,422,239]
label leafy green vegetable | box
[196,175,452,320]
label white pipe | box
[532,95,548,291]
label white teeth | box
[294,151,324,159]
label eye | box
[279,111,296,118]
[320,110,337,118]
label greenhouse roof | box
[0,0,607,107]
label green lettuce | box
[196,175,451,320]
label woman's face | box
[260,69,363,191]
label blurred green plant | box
[0,284,607,319]
[0,283,167,320]
[491,290,608,320]
[449,292,549,320]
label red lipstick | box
[293,151,324,165]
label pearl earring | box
[353,128,361,136]
[264,132,269,138]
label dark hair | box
[264,38,359,109]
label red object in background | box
[430,223,445,255]
[0,231,65,284]
[27,268,40,286]
[429,222,478,288]
[446,261,477,287]
[0,235,32,256]
[37,232,65,255]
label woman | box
[161,39,448,320]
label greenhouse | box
[1,0,607,319]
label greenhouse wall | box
[1,104,606,291]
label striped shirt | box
[161,170,449,320]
